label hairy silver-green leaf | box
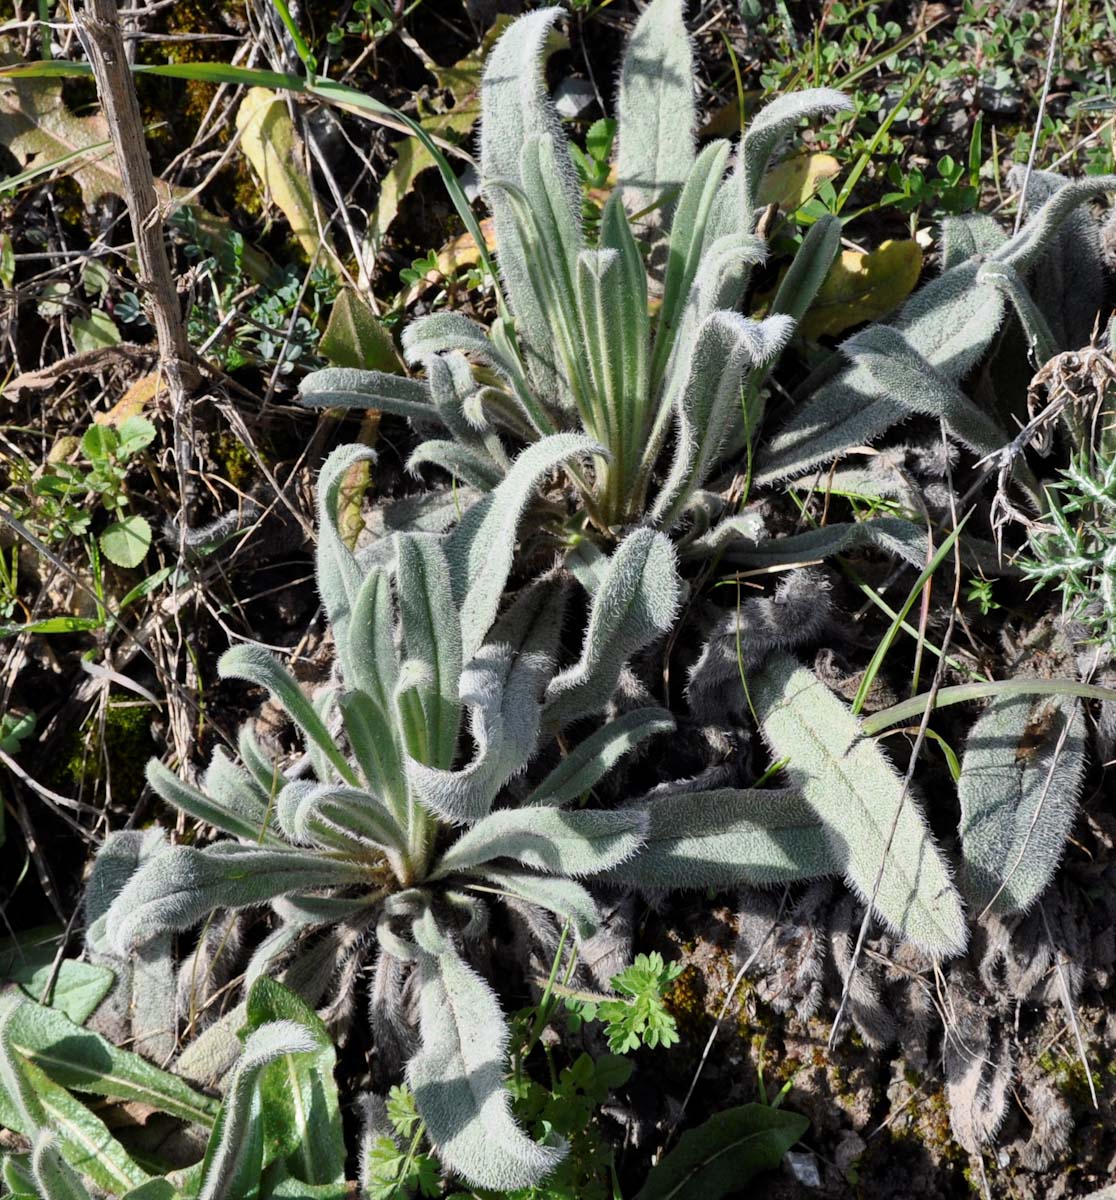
[31,1135,94,1200]
[315,444,377,647]
[940,213,1007,270]
[606,788,837,889]
[243,978,346,1187]
[106,845,370,954]
[615,0,695,229]
[843,324,1011,457]
[651,139,732,390]
[197,1020,319,1200]
[283,782,408,858]
[481,7,579,403]
[448,433,602,659]
[707,88,850,244]
[768,214,843,323]
[468,867,601,940]
[958,694,1086,915]
[219,644,359,786]
[751,652,967,957]
[395,533,463,770]
[297,367,435,421]
[545,529,680,728]
[407,943,565,1189]
[431,807,648,878]
[527,708,675,806]
[976,259,1058,365]
[653,312,794,528]
[343,564,398,712]
[409,644,546,825]
[689,514,927,568]
[408,439,506,491]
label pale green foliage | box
[957,693,1086,915]
[0,980,347,1200]
[594,953,682,1054]
[300,0,848,534]
[759,171,1116,485]
[89,444,683,1192]
[750,651,968,957]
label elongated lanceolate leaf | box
[395,533,463,770]
[343,564,398,713]
[636,1104,809,1200]
[447,433,602,659]
[469,867,601,940]
[940,213,1007,270]
[3,999,219,1127]
[481,7,579,402]
[31,1135,94,1200]
[408,943,565,1189]
[544,529,681,728]
[958,694,1086,915]
[653,312,794,529]
[689,514,927,568]
[750,652,967,957]
[431,807,648,879]
[297,367,435,422]
[145,757,273,844]
[0,1010,148,1195]
[607,788,837,890]
[615,0,695,228]
[409,644,546,824]
[527,707,675,806]
[106,845,370,954]
[768,214,843,323]
[243,978,346,1187]
[315,444,377,647]
[197,1021,319,1200]
[219,645,359,786]
[409,439,506,491]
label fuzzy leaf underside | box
[692,514,927,569]
[606,788,837,890]
[957,693,1086,915]
[750,652,967,957]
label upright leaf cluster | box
[299,2,849,535]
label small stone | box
[835,1131,866,1173]
[554,77,597,120]
[785,1150,824,1189]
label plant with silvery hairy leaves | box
[89,442,688,1192]
[299,0,851,544]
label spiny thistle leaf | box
[407,942,566,1189]
[431,807,649,879]
[750,652,967,957]
[957,694,1086,915]
[544,529,681,728]
[606,788,837,890]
